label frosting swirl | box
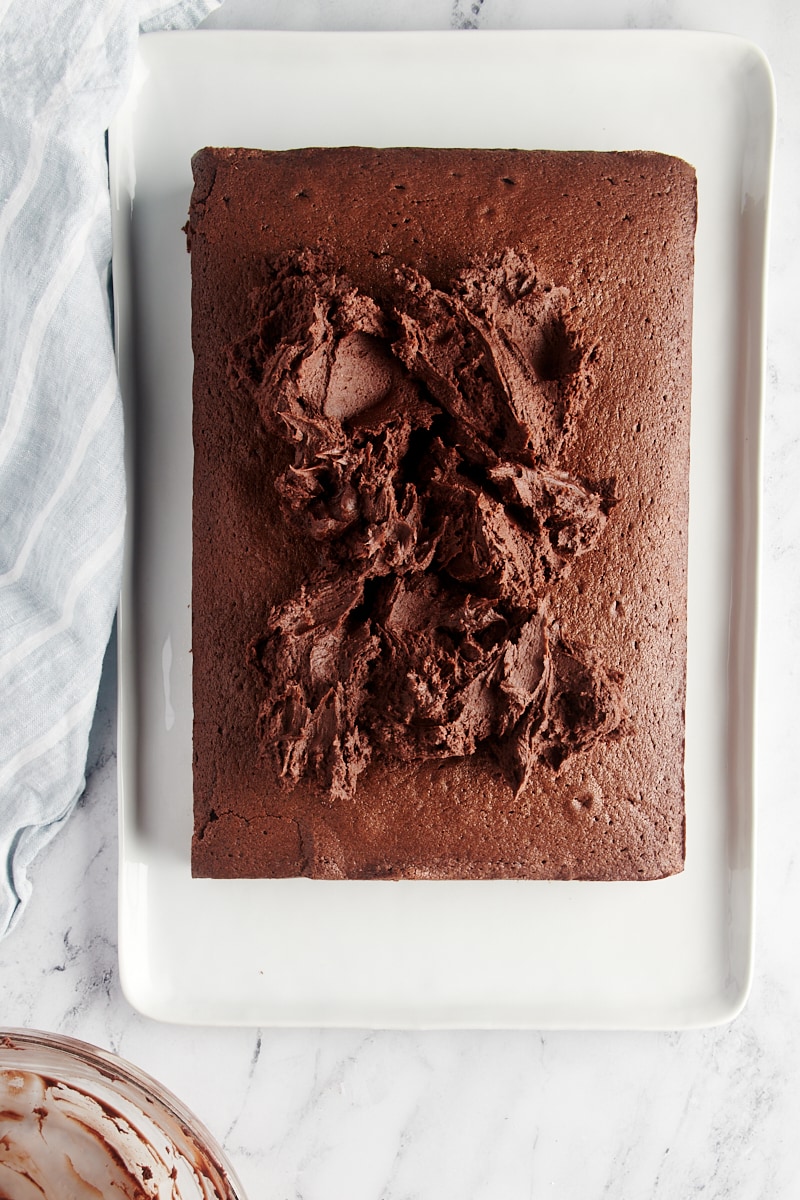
[231,249,625,801]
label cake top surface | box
[188,145,695,882]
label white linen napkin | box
[0,0,220,937]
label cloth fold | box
[0,0,220,937]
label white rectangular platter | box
[110,29,773,1028]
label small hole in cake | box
[570,790,601,817]
[500,176,516,185]
[393,183,406,190]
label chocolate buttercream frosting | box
[230,248,626,802]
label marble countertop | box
[2,1,798,1197]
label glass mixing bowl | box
[0,1028,246,1198]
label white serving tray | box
[109,29,773,1028]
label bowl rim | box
[0,1026,246,1199]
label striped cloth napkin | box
[0,0,219,937]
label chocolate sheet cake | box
[186,146,696,881]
